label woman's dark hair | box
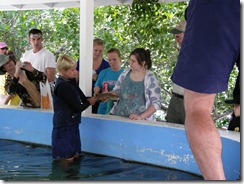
[129,48,152,69]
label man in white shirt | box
[22,29,56,83]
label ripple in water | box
[0,139,203,181]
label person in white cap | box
[165,20,186,124]
[0,42,9,54]
[171,0,239,180]
[169,20,186,50]
[0,42,10,104]
[0,53,47,108]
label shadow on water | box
[0,139,203,181]
[49,156,83,180]
[49,153,203,181]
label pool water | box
[0,139,203,181]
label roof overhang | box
[0,0,188,103]
[0,0,188,11]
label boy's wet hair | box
[56,54,76,74]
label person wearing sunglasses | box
[0,42,8,54]
[0,42,9,104]
[0,53,47,108]
[165,20,186,125]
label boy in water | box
[52,55,96,162]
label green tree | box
[0,9,80,60]
[0,2,238,126]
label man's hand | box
[14,61,23,77]
[22,61,34,72]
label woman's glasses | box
[0,47,8,50]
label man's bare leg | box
[184,89,226,180]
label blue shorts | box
[171,0,240,94]
[52,124,81,159]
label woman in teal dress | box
[110,48,161,121]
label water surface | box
[0,139,203,181]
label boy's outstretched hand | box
[87,96,97,105]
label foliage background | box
[0,1,238,126]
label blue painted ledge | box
[0,106,240,180]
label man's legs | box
[184,89,225,180]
